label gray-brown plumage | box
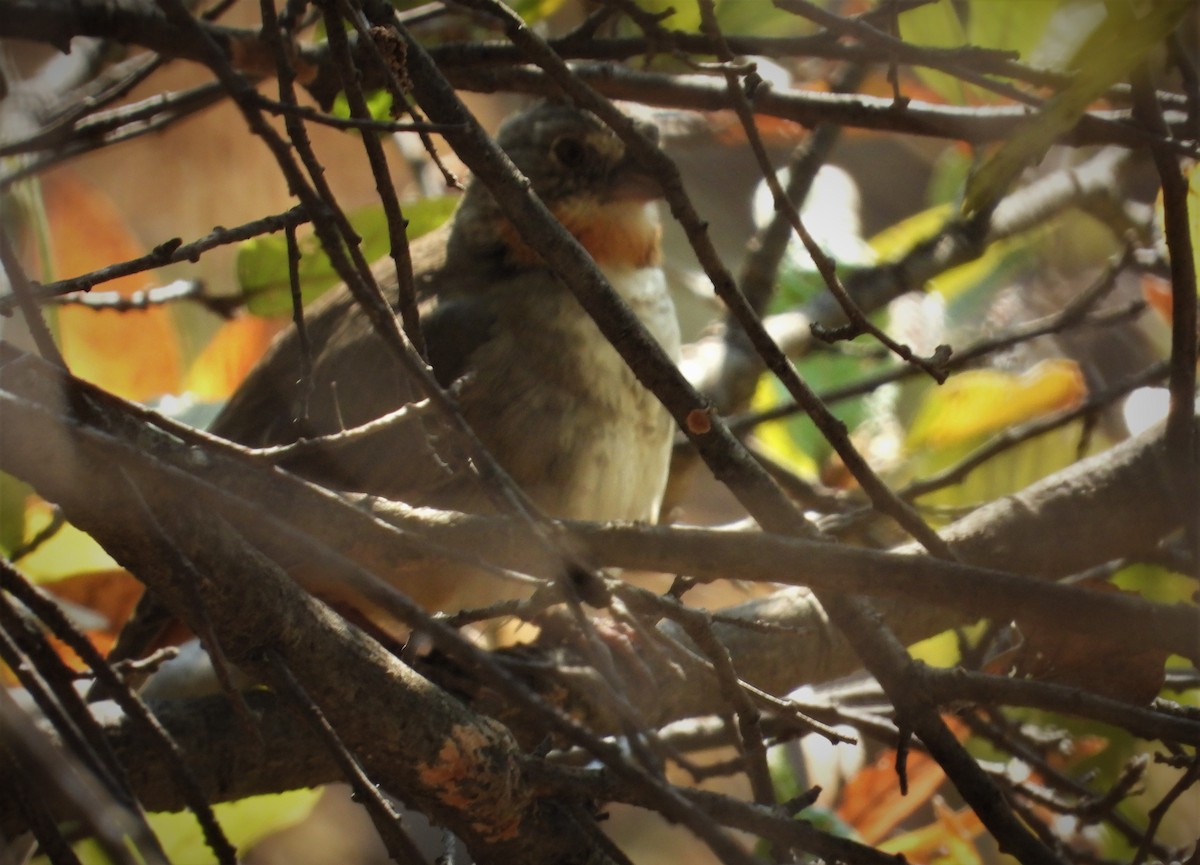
[212,101,680,614]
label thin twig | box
[965,712,1174,860]
[0,82,230,189]
[0,228,64,366]
[441,63,1200,157]
[0,604,126,803]
[0,51,164,158]
[264,648,429,864]
[0,597,168,865]
[1132,68,1199,568]
[8,505,66,562]
[1133,754,1200,865]
[284,220,314,422]
[252,91,453,133]
[774,0,1043,109]
[326,0,425,357]
[735,61,868,317]
[0,208,310,314]
[919,664,1200,746]
[654,597,776,804]
[0,688,140,865]
[116,467,259,738]
[44,279,214,312]
[734,241,1142,431]
[0,560,239,865]
[693,0,953,557]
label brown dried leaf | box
[1012,582,1168,705]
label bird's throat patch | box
[499,198,662,270]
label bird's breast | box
[463,264,679,524]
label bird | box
[209,100,681,619]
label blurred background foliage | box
[1,0,1196,863]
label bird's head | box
[453,102,664,270]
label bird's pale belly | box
[558,264,679,522]
[466,265,679,525]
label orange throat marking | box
[500,198,662,270]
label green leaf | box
[752,376,819,478]
[924,145,973,208]
[1027,1,1109,70]
[237,196,457,317]
[898,0,969,104]
[868,203,955,262]
[966,0,1062,61]
[963,2,1188,217]
[762,745,859,856]
[751,342,888,479]
[1112,562,1199,606]
[916,422,1106,516]
[1186,160,1200,298]
[715,0,813,37]
[238,206,388,316]
[621,0,699,34]
[329,88,396,125]
[0,472,29,556]
[909,625,978,668]
[404,194,459,238]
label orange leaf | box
[837,744,946,844]
[838,718,968,844]
[1,569,146,678]
[712,111,806,147]
[1141,273,1173,324]
[186,314,286,401]
[42,568,145,649]
[42,170,183,401]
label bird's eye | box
[552,136,588,170]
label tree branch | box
[2,327,1193,848]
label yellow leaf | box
[867,203,1035,303]
[750,376,819,478]
[907,359,1086,449]
[43,170,184,401]
[18,498,118,583]
[868,203,953,263]
[41,789,323,865]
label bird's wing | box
[209,223,518,505]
